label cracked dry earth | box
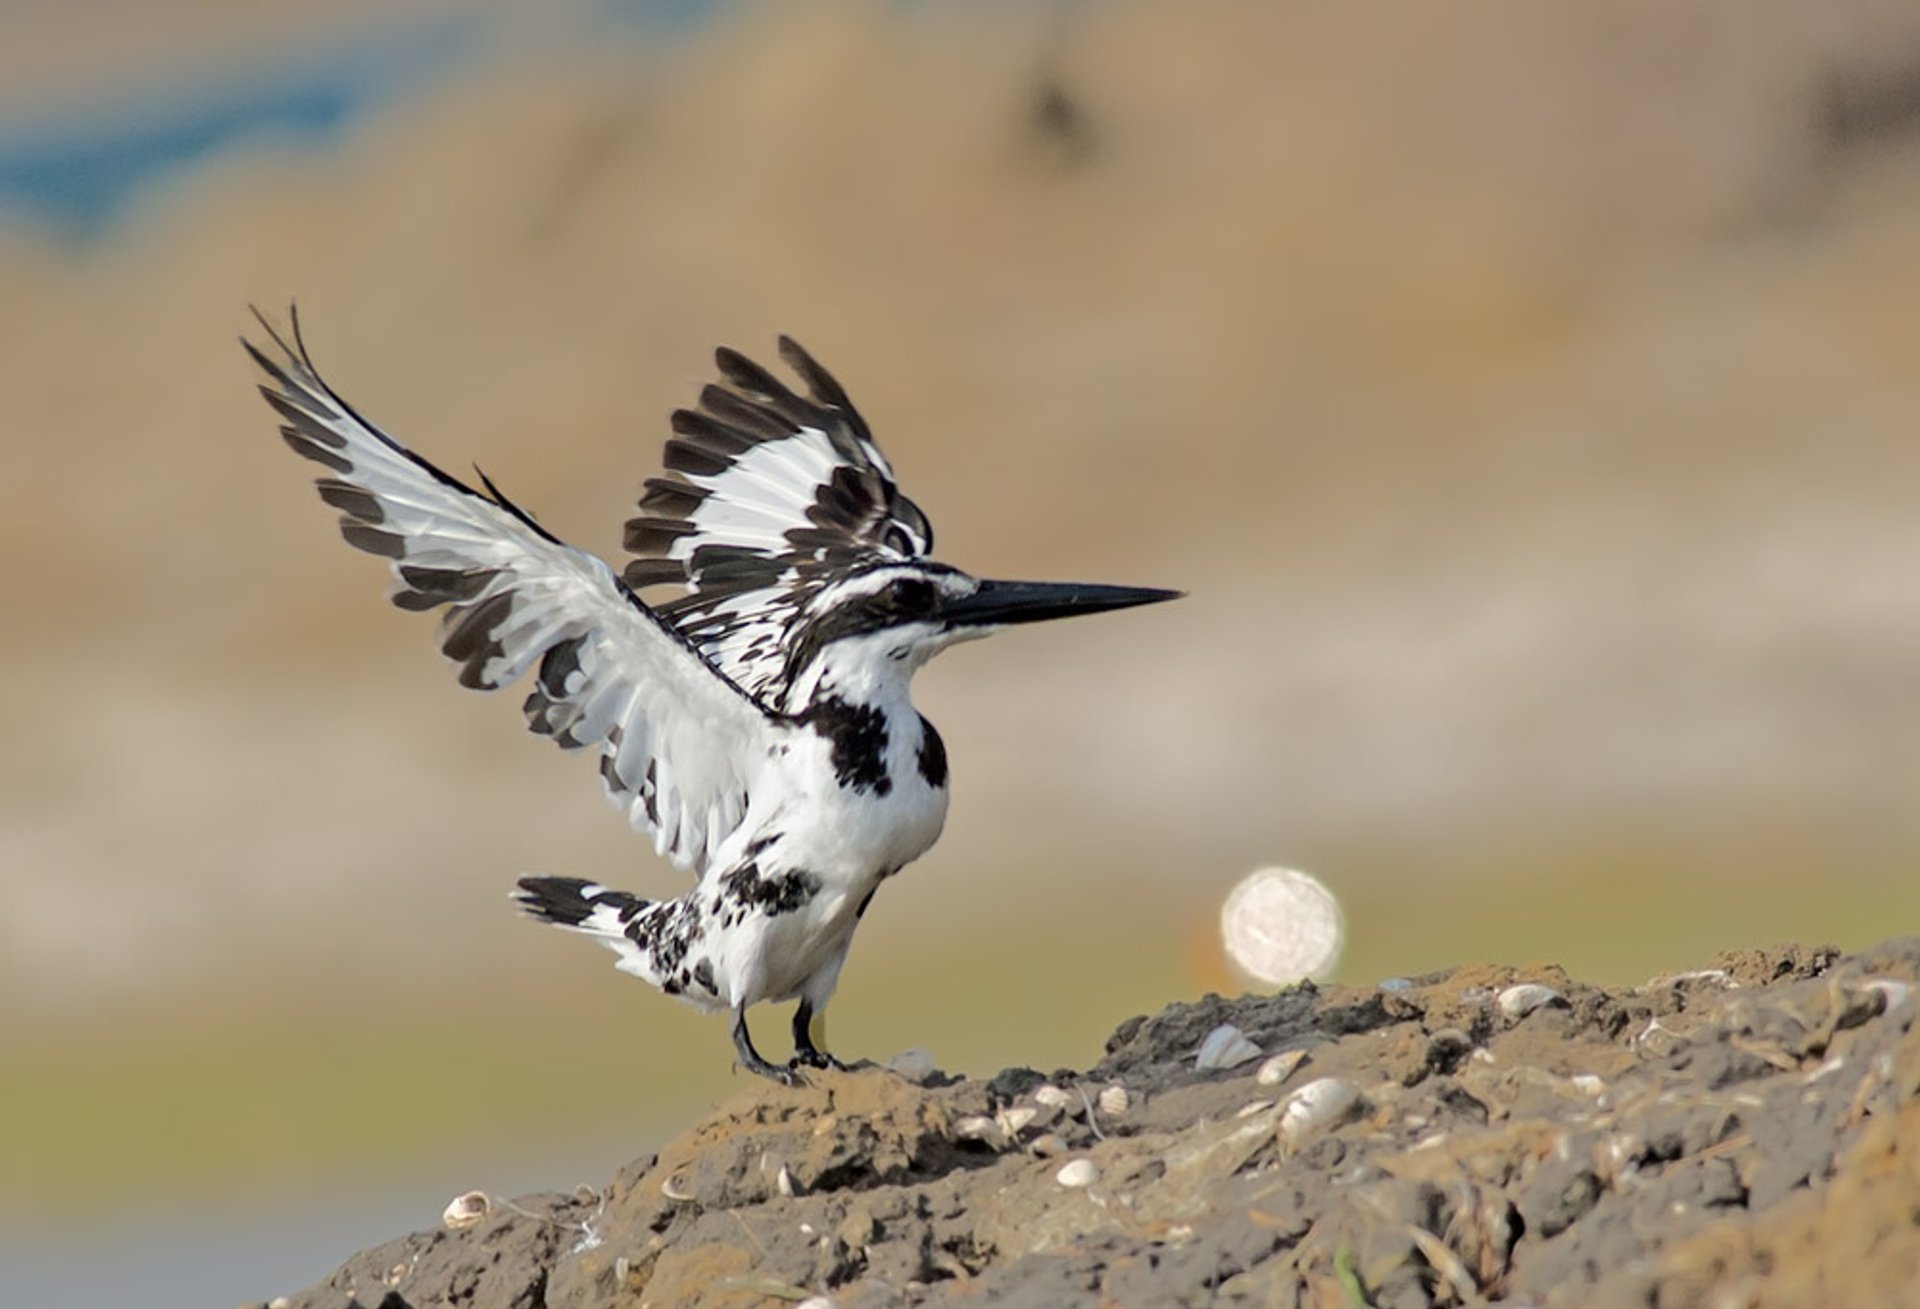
[263,938,1920,1309]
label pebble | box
[1028,1132,1069,1157]
[442,1190,490,1230]
[887,1048,937,1080]
[1498,983,1567,1020]
[1195,1023,1263,1071]
[1056,1158,1099,1187]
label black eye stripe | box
[885,578,936,615]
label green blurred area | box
[10,853,1919,1221]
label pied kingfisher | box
[245,310,1178,1082]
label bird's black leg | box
[791,999,845,1071]
[732,1004,802,1085]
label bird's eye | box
[887,578,936,615]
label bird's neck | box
[779,633,923,719]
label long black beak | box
[944,578,1183,628]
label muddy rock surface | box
[258,938,1920,1308]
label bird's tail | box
[513,876,651,937]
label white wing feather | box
[245,312,768,877]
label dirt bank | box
[255,937,1920,1307]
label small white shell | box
[954,1114,1000,1142]
[1255,1050,1306,1086]
[997,1105,1039,1136]
[1056,1158,1100,1188]
[777,1165,799,1197]
[1497,984,1566,1020]
[1195,1023,1263,1071]
[796,1297,838,1309]
[1033,1084,1074,1109]
[660,1174,696,1202]
[1568,1074,1606,1096]
[1097,1084,1130,1117]
[1278,1077,1364,1148]
[268,1299,293,1309]
[442,1190,491,1230]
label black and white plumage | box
[245,309,1178,1082]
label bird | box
[243,308,1179,1083]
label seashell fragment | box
[1195,1023,1263,1071]
[955,1114,1000,1142]
[796,1298,838,1309]
[1097,1084,1130,1117]
[1235,1099,1274,1118]
[1033,1084,1074,1109]
[997,1105,1039,1136]
[1056,1158,1099,1188]
[776,1165,799,1197]
[1498,984,1566,1020]
[1278,1077,1364,1149]
[442,1190,491,1230]
[1256,1050,1306,1087]
[660,1174,696,1202]
[1864,979,1914,1011]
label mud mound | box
[257,938,1920,1307]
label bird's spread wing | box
[245,310,768,877]
[622,338,933,702]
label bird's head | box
[781,560,1180,707]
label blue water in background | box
[0,15,479,237]
[0,0,724,236]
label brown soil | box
[258,938,1920,1308]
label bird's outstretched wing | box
[245,309,768,877]
[622,339,933,703]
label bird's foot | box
[791,1045,847,1073]
[739,1051,808,1086]
[733,1006,806,1085]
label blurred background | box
[4,1,1919,1303]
